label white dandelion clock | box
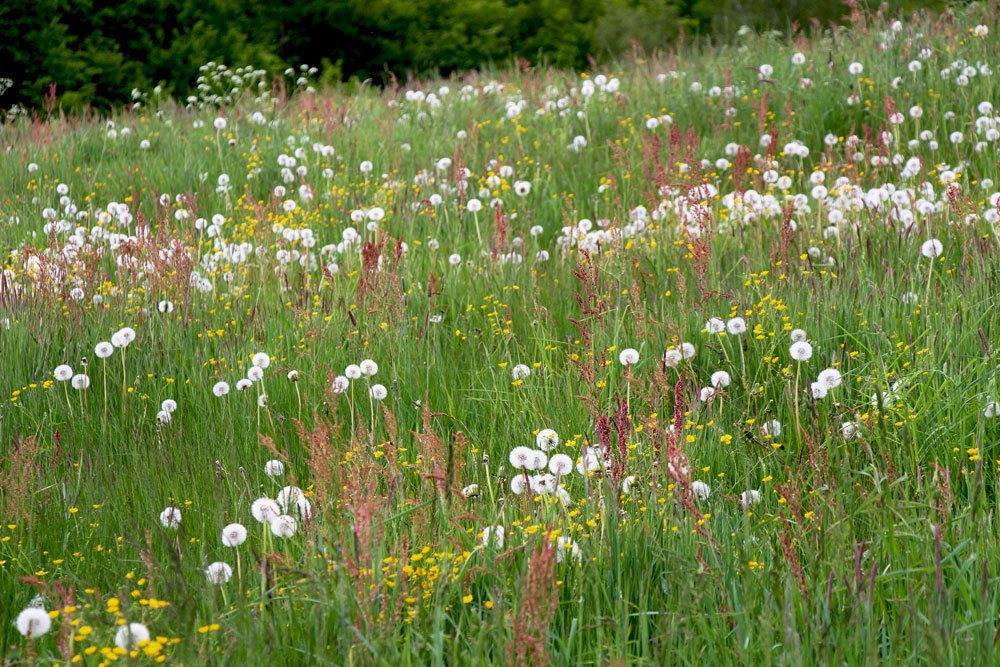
[205,561,233,585]
[251,497,281,523]
[264,460,285,477]
[705,318,725,334]
[345,364,362,380]
[921,238,943,259]
[548,453,573,476]
[332,376,350,393]
[15,607,52,638]
[252,352,271,368]
[159,506,181,529]
[212,381,230,397]
[509,446,533,469]
[663,349,683,367]
[985,401,1000,418]
[817,368,842,390]
[222,523,248,547]
[739,489,762,506]
[359,359,378,376]
[95,342,114,359]
[54,364,73,381]
[710,371,731,388]
[512,364,531,381]
[276,486,305,513]
[691,481,711,500]
[71,373,90,390]
[621,475,637,495]
[482,525,505,549]
[555,536,582,563]
[790,341,813,362]
[536,429,559,451]
[114,623,150,650]
[726,317,747,335]
[270,514,298,538]
[370,384,388,400]
[618,348,639,366]
[790,329,807,343]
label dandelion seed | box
[790,329,807,343]
[810,382,829,399]
[983,401,998,418]
[114,623,150,650]
[276,486,304,512]
[95,342,114,358]
[287,370,299,382]
[663,349,683,367]
[212,381,230,397]
[332,376,350,393]
[705,318,725,334]
[726,317,747,335]
[236,379,252,391]
[264,460,285,477]
[739,489,762,506]
[54,364,73,381]
[621,475,637,495]
[359,359,379,376]
[370,384,388,400]
[161,399,177,413]
[710,371,731,388]
[345,364,362,380]
[548,453,573,476]
[252,352,271,368]
[247,366,264,382]
[512,364,531,380]
[920,238,943,258]
[817,368,842,389]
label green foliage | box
[1,0,949,111]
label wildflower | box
[359,359,379,376]
[222,523,247,547]
[95,342,114,358]
[790,329,807,342]
[739,489,762,506]
[621,475,637,495]
[213,117,227,130]
[710,371,731,388]
[157,410,171,424]
[205,562,233,584]
[555,536,582,563]
[71,374,90,390]
[264,460,285,477]
[251,498,280,523]
[236,379,252,391]
[512,364,531,380]
[726,317,747,335]
[511,475,528,494]
[287,370,299,382]
[159,507,181,529]
[482,525,505,548]
[514,181,531,196]
[449,253,462,266]
[548,453,573,476]
[161,399,177,413]
[663,349,683,367]
[345,364,362,379]
[112,327,136,348]
[691,481,711,500]
[247,366,264,382]
[841,421,861,439]
[848,62,864,75]
[270,515,297,538]
[252,352,271,368]
[810,382,829,399]
[817,368,842,389]
[370,384,388,400]
[705,318,725,334]
[212,381,230,397]
[54,364,73,381]
[276,486,304,512]
[985,401,1000,418]
[466,199,483,213]
[15,607,52,638]
[790,341,813,361]
[762,420,781,438]
[509,446,533,469]
[332,376,349,393]
[920,238,943,258]
[114,623,150,650]
[618,348,640,366]
[536,428,560,451]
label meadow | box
[2,5,1000,665]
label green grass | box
[2,6,1000,665]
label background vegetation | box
[1,0,946,110]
